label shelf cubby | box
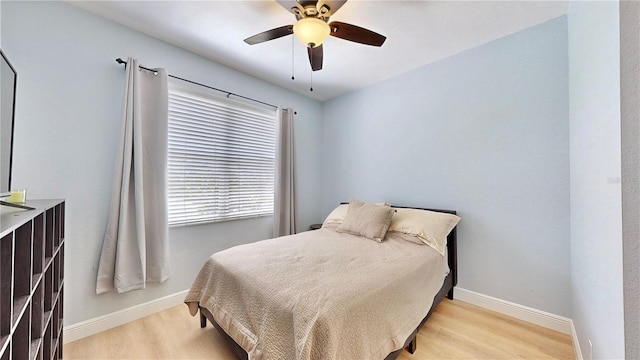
[52,258,59,305]
[30,279,43,343]
[13,302,30,360]
[44,210,53,260]
[51,301,59,358]
[32,214,44,285]
[58,244,64,291]
[0,233,13,349]
[13,222,32,326]
[44,264,52,313]
[42,322,51,360]
[53,206,60,250]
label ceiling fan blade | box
[307,45,323,71]
[244,25,293,45]
[328,21,386,47]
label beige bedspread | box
[184,228,448,360]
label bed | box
[185,202,460,360]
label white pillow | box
[322,202,389,228]
[388,208,461,255]
[322,204,349,228]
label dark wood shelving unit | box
[0,200,65,360]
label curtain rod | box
[115,58,278,110]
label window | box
[167,84,276,226]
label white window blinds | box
[167,84,276,226]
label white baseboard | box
[571,319,584,360]
[455,287,572,334]
[63,289,188,344]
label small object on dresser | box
[309,223,322,231]
[6,188,26,203]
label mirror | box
[1,49,17,197]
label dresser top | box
[0,199,64,237]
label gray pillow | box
[337,199,395,242]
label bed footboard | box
[200,311,207,328]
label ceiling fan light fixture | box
[293,17,330,48]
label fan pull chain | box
[309,48,314,92]
[291,35,295,81]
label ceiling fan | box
[244,0,386,72]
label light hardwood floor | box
[64,299,574,359]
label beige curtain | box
[96,58,170,294]
[273,107,297,237]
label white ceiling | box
[68,0,568,101]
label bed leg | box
[408,337,417,354]
[200,311,207,328]
[447,287,454,300]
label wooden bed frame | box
[198,206,458,359]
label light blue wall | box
[1,1,324,324]
[568,1,624,358]
[322,17,571,316]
